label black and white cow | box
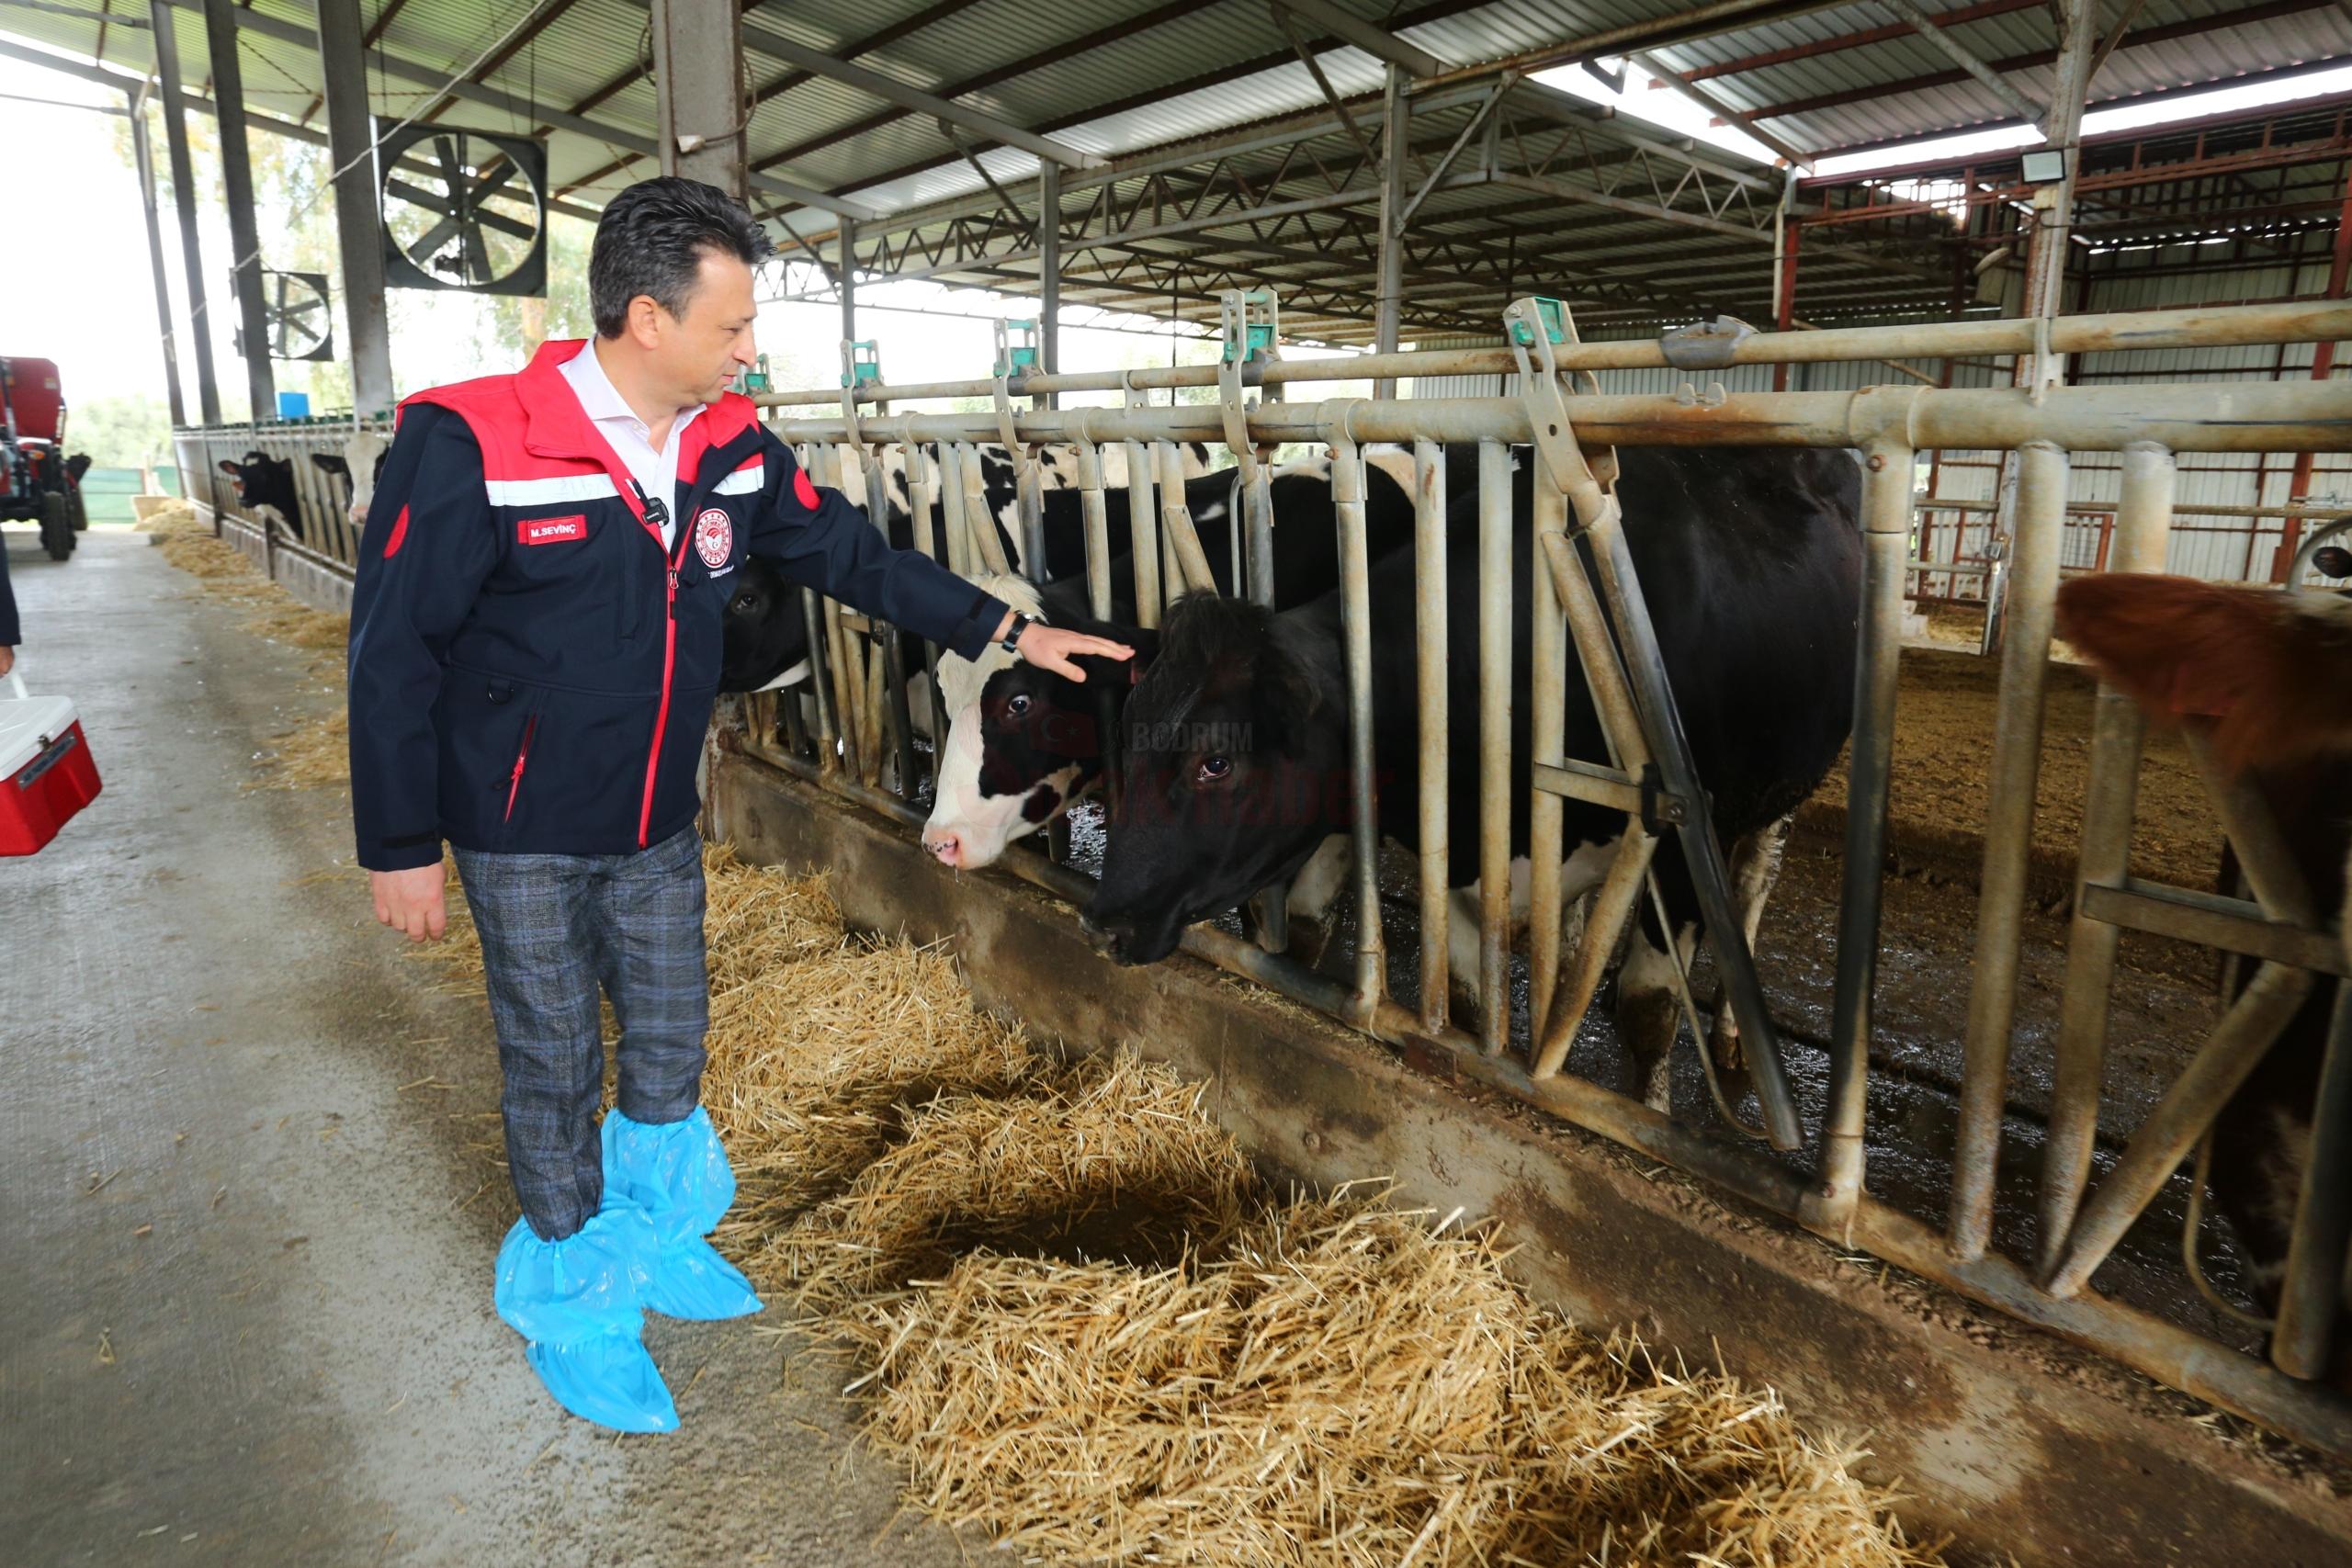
[2056,572,2352,1376]
[218,451,302,541]
[1080,447,1863,1107]
[310,432,390,529]
[918,450,1427,873]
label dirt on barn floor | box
[1803,637,2223,908]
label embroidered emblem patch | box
[694,506,734,569]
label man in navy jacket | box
[347,177,1127,1432]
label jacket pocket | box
[503,714,541,827]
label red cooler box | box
[1,669,102,855]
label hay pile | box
[844,1199,1940,1567]
[134,501,202,535]
[687,853,1947,1567]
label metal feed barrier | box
[744,297,2352,1458]
[173,416,391,576]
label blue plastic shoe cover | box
[493,1208,678,1432]
[602,1106,764,1321]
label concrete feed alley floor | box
[0,528,967,1566]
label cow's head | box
[921,573,1149,870]
[219,451,301,537]
[718,558,812,694]
[311,433,389,527]
[1083,592,1341,964]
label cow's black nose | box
[1077,912,1129,957]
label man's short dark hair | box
[589,176,774,338]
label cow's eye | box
[1196,755,1231,784]
[1005,693,1033,718]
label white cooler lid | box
[0,679,81,778]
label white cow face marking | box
[920,573,1091,870]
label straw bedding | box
[686,852,1945,1566]
[152,507,352,789]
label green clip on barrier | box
[993,318,1041,379]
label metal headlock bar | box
[1504,296,1802,1150]
[717,298,2352,1460]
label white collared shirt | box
[558,339,702,549]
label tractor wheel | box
[70,486,88,531]
[40,491,74,559]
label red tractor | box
[1,357,92,560]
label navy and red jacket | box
[347,338,1011,872]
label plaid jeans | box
[452,826,710,1242]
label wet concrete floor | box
[0,531,966,1565]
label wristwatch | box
[1000,610,1035,656]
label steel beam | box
[1266,0,1446,76]
[1038,161,1060,384]
[202,0,277,419]
[1374,63,1408,393]
[128,83,187,428]
[314,0,394,418]
[148,0,220,425]
[652,0,750,195]
[739,18,1100,171]
[1631,50,1813,168]
[1879,0,2047,123]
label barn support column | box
[1038,160,1061,400]
[128,83,187,429]
[2279,167,2352,581]
[148,0,220,426]
[1771,208,1801,393]
[203,0,276,421]
[838,216,856,350]
[314,0,394,419]
[1984,0,2095,649]
[1373,63,1408,399]
[650,0,749,197]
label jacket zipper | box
[503,716,538,823]
[636,518,689,849]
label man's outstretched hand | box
[371,865,447,942]
[1014,621,1133,682]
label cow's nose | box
[1077,913,1128,956]
[922,826,964,867]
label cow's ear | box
[311,453,350,477]
[217,459,241,476]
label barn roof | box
[2,0,2346,341]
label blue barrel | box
[275,390,311,420]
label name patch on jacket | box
[694,507,733,569]
[519,514,587,547]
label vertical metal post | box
[1950,441,2071,1259]
[2280,169,2352,581]
[204,0,276,421]
[315,0,393,417]
[1155,439,1216,595]
[1772,218,1801,394]
[1373,63,1408,400]
[2274,982,2352,1380]
[650,0,750,195]
[1329,423,1385,1024]
[1038,161,1061,400]
[838,217,856,354]
[150,0,220,426]
[1526,468,1567,1049]
[1476,438,1512,1054]
[1984,4,2094,647]
[1123,409,1161,627]
[128,86,187,429]
[1813,440,1916,1228]
[1414,440,1451,1035]
[2036,441,2176,1269]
